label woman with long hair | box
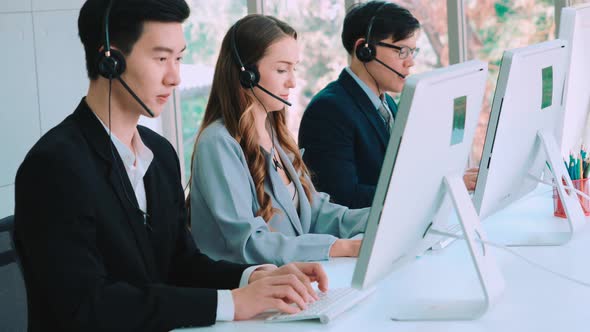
[189,14,369,265]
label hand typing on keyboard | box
[266,287,377,323]
[231,262,328,320]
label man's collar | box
[91,105,154,171]
[344,67,382,110]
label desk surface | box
[178,186,590,332]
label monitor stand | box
[391,173,505,321]
[496,129,585,246]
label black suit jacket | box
[14,99,251,332]
[299,69,398,209]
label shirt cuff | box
[239,264,278,287]
[216,290,235,321]
[216,264,278,321]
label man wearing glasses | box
[298,1,421,209]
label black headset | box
[229,21,292,107]
[355,2,388,63]
[355,2,406,79]
[229,19,291,171]
[98,0,152,229]
[230,23,260,90]
[97,0,155,117]
[97,0,125,79]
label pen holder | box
[553,178,590,218]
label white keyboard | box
[265,287,376,324]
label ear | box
[98,45,121,54]
[354,38,366,50]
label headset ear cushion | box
[239,65,260,88]
[356,43,376,63]
[97,49,127,79]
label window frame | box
[168,0,567,186]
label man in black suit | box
[299,1,477,209]
[13,1,326,331]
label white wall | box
[0,1,175,218]
[0,0,86,218]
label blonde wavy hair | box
[188,14,312,222]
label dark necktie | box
[378,96,394,133]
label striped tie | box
[378,97,394,133]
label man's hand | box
[463,167,479,192]
[232,274,308,320]
[233,263,329,320]
[249,262,328,296]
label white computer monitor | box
[558,4,590,156]
[473,39,585,245]
[352,60,504,320]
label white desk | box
[179,186,590,332]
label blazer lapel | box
[107,163,157,277]
[74,99,157,278]
[264,148,303,235]
[142,161,163,278]
[338,69,389,149]
[278,146,312,234]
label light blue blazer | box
[190,120,370,265]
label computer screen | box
[558,4,590,156]
[473,40,569,221]
[351,60,503,320]
[471,40,586,246]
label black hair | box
[78,0,190,80]
[342,1,420,55]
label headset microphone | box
[100,0,152,230]
[355,3,405,81]
[116,77,156,115]
[97,0,155,118]
[374,58,406,79]
[230,22,292,107]
[255,83,292,107]
[230,19,291,172]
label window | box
[391,1,449,105]
[465,0,555,166]
[263,0,347,139]
[176,0,563,184]
[394,0,449,74]
[262,0,448,137]
[180,0,247,183]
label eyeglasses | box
[376,41,420,60]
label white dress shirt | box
[93,112,274,321]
